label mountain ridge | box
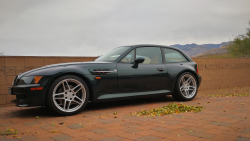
[169,42,229,57]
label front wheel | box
[47,75,89,116]
[172,72,198,101]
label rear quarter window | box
[163,48,188,63]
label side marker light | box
[30,87,43,91]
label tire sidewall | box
[47,75,89,116]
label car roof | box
[122,44,180,50]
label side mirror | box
[132,58,145,68]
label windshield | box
[95,47,130,62]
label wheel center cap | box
[66,92,74,98]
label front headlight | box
[18,76,43,85]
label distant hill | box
[193,47,228,57]
[170,42,229,57]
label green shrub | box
[227,21,250,57]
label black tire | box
[47,75,89,116]
[172,72,198,101]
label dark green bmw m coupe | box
[9,45,201,115]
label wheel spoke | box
[65,80,70,90]
[67,101,71,110]
[181,78,185,84]
[186,77,192,84]
[75,87,83,94]
[63,100,67,110]
[180,86,185,91]
[72,84,83,94]
[73,100,81,105]
[185,90,189,96]
[62,82,66,92]
[75,96,83,102]
[189,86,196,91]
[54,97,65,100]
[54,92,64,96]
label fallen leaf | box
[135,103,205,117]
[51,130,58,133]
[13,130,18,135]
[121,119,124,121]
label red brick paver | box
[0,95,250,141]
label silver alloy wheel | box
[179,74,197,98]
[52,79,86,113]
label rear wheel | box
[172,72,198,101]
[47,75,89,116]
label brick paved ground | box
[0,94,250,141]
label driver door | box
[117,47,168,93]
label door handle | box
[157,68,164,71]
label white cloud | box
[0,0,249,56]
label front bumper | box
[8,84,46,107]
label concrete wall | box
[0,56,250,106]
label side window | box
[136,47,162,64]
[120,50,135,63]
[164,48,188,62]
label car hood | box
[18,61,112,78]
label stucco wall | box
[0,56,250,106]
